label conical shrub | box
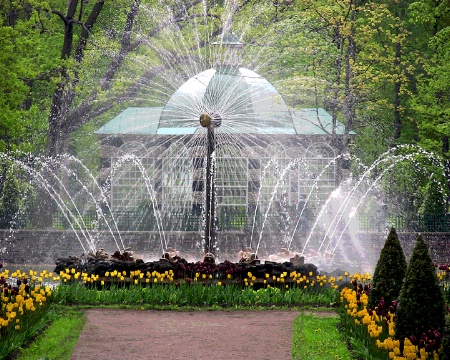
[441,316,450,360]
[368,227,407,309]
[394,235,446,345]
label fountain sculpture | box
[0,3,448,275]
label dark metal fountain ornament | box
[197,30,238,256]
[199,113,222,255]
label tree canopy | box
[1,0,449,214]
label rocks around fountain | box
[111,248,135,261]
[160,248,182,263]
[237,248,260,265]
[54,246,320,286]
[54,247,144,274]
[289,254,305,266]
[76,247,138,262]
[202,252,216,264]
[267,248,304,265]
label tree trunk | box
[443,135,450,212]
[342,2,356,153]
[35,0,245,228]
[35,1,104,227]
[330,25,343,136]
[392,41,402,142]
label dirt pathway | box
[71,309,299,360]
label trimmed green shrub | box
[368,227,407,309]
[395,235,446,345]
[441,316,450,360]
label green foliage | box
[0,165,36,228]
[441,316,450,360]
[409,0,450,156]
[337,304,388,360]
[292,313,350,360]
[0,0,448,214]
[0,0,61,153]
[0,169,20,228]
[52,282,339,308]
[368,227,407,309]
[394,235,446,343]
[418,179,447,219]
[0,297,55,360]
[371,147,448,222]
[15,307,85,360]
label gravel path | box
[71,309,299,360]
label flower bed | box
[339,273,449,360]
[0,265,53,358]
[54,256,320,285]
[51,265,343,308]
[1,256,449,360]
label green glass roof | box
[158,66,296,134]
[95,107,162,135]
[95,66,353,136]
[95,106,352,135]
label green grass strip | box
[16,308,86,360]
[292,312,351,360]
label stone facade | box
[1,229,449,266]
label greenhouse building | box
[94,65,353,256]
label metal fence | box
[4,211,450,233]
[357,214,450,233]
[52,208,248,232]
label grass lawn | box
[292,312,351,360]
[15,307,86,360]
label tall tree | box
[47,0,106,158]
[409,0,450,208]
[0,0,58,153]
[4,0,262,225]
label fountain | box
[0,2,449,275]
[199,112,220,255]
